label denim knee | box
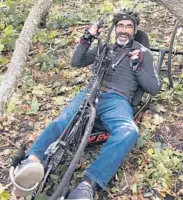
[127,126,139,142]
[111,120,139,139]
[123,122,139,142]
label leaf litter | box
[0,0,183,200]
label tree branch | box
[152,0,183,22]
[0,0,53,116]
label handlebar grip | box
[93,20,104,29]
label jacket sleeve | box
[134,49,161,95]
[71,43,97,68]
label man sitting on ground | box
[10,10,160,199]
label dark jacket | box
[71,40,161,103]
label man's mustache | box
[117,32,130,38]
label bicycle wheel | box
[168,20,183,87]
[30,105,96,200]
[51,105,96,200]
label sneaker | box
[67,182,94,200]
[11,159,44,197]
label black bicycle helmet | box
[113,9,140,30]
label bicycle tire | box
[168,20,182,87]
[50,105,96,200]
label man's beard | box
[116,32,131,45]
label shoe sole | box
[13,162,44,197]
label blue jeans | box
[28,90,139,190]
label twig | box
[0,135,19,149]
[121,184,128,192]
[110,168,130,198]
[29,49,39,56]
[4,182,12,190]
[141,151,149,162]
[11,191,18,200]
[144,8,166,14]
[123,167,129,186]
[157,10,168,29]
[0,65,8,73]
[132,0,142,10]
[6,138,19,149]
[107,190,115,199]
[0,165,9,171]
[60,30,72,36]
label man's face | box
[115,19,135,45]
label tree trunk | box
[0,0,53,116]
[152,0,183,22]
